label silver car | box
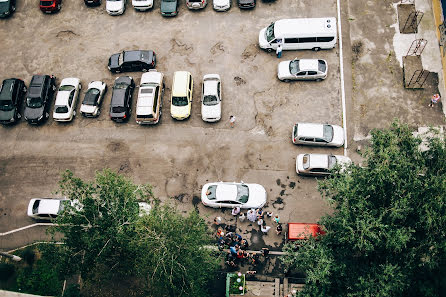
[186,0,206,9]
[278,59,327,82]
[292,123,344,147]
[296,153,352,176]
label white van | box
[259,17,337,52]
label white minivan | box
[259,18,337,52]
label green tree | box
[282,121,446,297]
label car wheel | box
[142,68,147,72]
[267,48,273,53]
[12,5,15,11]
[52,85,56,91]
[17,113,21,119]
[45,112,49,119]
[115,70,120,73]
[57,3,61,10]
[284,79,290,83]
[316,78,322,82]
[312,47,321,51]
[97,109,101,117]
[73,111,76,117]
[23,86,27,93]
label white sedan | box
[80,81,107,117]
[213,0,230,11]
[201,182,267,209]
[53,78,81,122]
[278,59,328,82]
[201,74,221,122]
[296,154,352,176]
[27,198,70,220]
[132,0,152,10]
[106,0,126,15]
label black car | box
[238,0,255,8]
[108,50,156,73]
[110,76,134,122]
[0,0,16,18]
[0,78,26,125]
[84,0,101,6]
[24,75,56,125]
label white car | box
[106,0,126,15]
[132,0,153,10]
[213,0,230,11]
[136,70,164,125]
[27,198,70,220]
[292,123,344,147]
[80,81,107,117]
[201,74,222,122]
[53,78,81,122]
[296,154,352,176]
[201,182,267,209]
[278,59,328,82]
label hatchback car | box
[171,71,193,120]
[132,0,152,10]
[110,76,134,122]
[278,59,327,82]
[108,50,156,73]
[296,153,351,176]
[237,0,254,8]
[24,75,56,124]
[160,0,178,16]
[39,0,61,13]
[27,198,70,220]
[292,123,344,147]
[0,78,26,125]
[201,182,267,209]
[186,0,206,9]
[80,81,107,117]
[213,0,230,11]
[53,78,81,122]
[201,74,221,122]
[106,0,126,14]
[136,70,164,125]
[0,0,16,18]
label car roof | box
[141,71,162,85]
[308,154,329,169]
[296,59,319,71]
[203,80,218,96]
[215,184,237,201]
[123,50,153,62]
[55,91,70,106]
[172,71,190,96]
[297,123,324,138]
[274,18,337,37]
[137,86,155,108]
[37,199,61,215]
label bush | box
[0,263,15,281]
[63,284,81,297]
[22,248,36,266]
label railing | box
[0,223,62,252]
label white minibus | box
[258,17,337,52]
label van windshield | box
[265,23,275,43]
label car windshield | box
[59,85,75,92]
[26,96,43,108]
[265,22,275,42]
[206,185,217,200]
[40,1,53,5]
[236,185,249,204]
[303,154,310,169]
[318,60,327,72]
[0,100,14,111]
[203,95,218,106]
[323,125,334,142]
[172,96,188,107]
[289,60,300,75]
[164,0,176,2]
[58,200,70,214]
[114,83,127,90]
[83,88,100,105]
[112,106,126,113]
[55,105,68,113]
[328,155,337,169]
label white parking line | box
[337,0,348,156]
[0,223,56,237]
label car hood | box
[80,104,98,114]
[161,0,176,12]
[132,0,151,5]
[213,0,228,5]
[332,125,345,146]
[107,1,124,10]
[171,105,189,118]
[0,109,15,121]
[246,184,267,208]
[202,103,221,119]
[278,61,292,78]
[24,106,44,120]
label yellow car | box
[171,71,193,120]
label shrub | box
[0,263,15,281]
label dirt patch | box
[107,141,128,152]
[56,30,79,41]
[279,189,285,196]
[170,38,193,55]
[272,197,284,210]
[210,42,225,55]
[242,43,259,61]
[234,76,246,86]
[118,160,132,174]
[352,40,363,63]
[289,182,296,189]
[173,193,188,202]
[276,179,281,186]
[192,195,201,207]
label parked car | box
[24,75,56,124]
[132,0,152,10]
[292,123,344,147]
[0,78,26,125]
[136,70,164,125]
[53,78,81,122]
[237,0,254,8]
[201,74,221,122]
[213,0,230,11]
[110,76,134,122]
[296,153,351,176]
[84,0,101,6]
[106,0,126,15]
[186,0,206,9]
[171,71,193,120]
[80,81,107,117]
[39,0,61,13]
[287,223,326,241]
[108,50,156,73]
[0,0,16,18]
[160,0,177,16]
[278,59,328,82]
[201,182,267,209]
[27,198,70,220]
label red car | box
[40,0,61,13]
[287,223,326,241]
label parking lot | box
[0,0,344,250]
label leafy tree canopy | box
[282,121,446,297]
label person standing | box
[232,206,241,216]
[261,222,271,234]
[429,93,441,107]
[273,214,280,224]
[276,224,283,235]
[276,40,283,58]
[229,115,236,128]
